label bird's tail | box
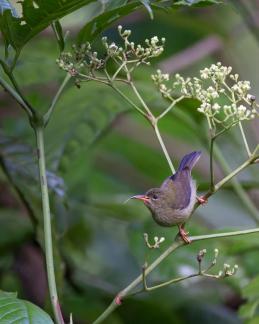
[177,151,201,172]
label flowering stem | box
[35,126,65,324]
[214,146,259,223]
[209,136,215,191]
[157,96,184,120]
[154,123,175,174]
[129,81,153,117]
[110,83,147,118]
[0,72,34,118]
[238,121,251,157]
[93,226,259,324]
[44,73,71,126]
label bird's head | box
[131,188,169,216]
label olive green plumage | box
[132,151,201,228]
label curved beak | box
[130,195,150,203]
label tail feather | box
[171,151,201,181]
[178,151,201,171]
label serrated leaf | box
[0,291,54,323]
[0,0,96,59]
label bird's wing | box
[161,170,192,210]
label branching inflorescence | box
[56,26,259,324]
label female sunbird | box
[131,151,202,243]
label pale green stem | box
[210,145,259,224]
[111,79,176,173]
[129,81,153,117]
[35,127,64,324]
[44,73,71,126]
[143,268,199,291]
[154,123,175,174]
[93,226,259,324]
[157,96,184,120]
[112,61,127,81]
[0,60,34,116]
[110,83,147,118]
[238,121,251,157]
[0,75,33,118]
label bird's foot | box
[178,227,191,244]
[197,195,208,205]
[115,294,122,305]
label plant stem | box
[0,60,34,116]
[129,81,153,117]
[213,145,259,224]
[44,73,71,126]
[110,83,147,117]
[154,123,175,174]
[93,226,259,324]
[0,75,33,118]
[238,121,251,157]
[157,96,184,120]
[209,136,215,191]
[35,127,64,324]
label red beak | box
[131,195,150,203]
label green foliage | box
[239,275,259,320]
[0,0,95,57]
[1,0,259,323]
[0,290,54,323]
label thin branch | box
[209,136,215,191]
[0,74,34,118]
[157,96,185,120]
[154,123,175,174]
[0,60,34,116]
[142,265,199,291]
[35,127,65,324]
[110,83,147,118]
[238,121,251,157]
[93,226,259,324]
[198,145,259,224]
[44,73,71,126]
[129,81,153,117]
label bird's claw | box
[179,227,191,244]
[115,294,122,305]
[197,196,207,205]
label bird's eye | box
[152,194,158,200]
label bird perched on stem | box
[131,151,202,244]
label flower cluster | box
[102,26,165,65]
[153,62,259,132]
[197,248,238,279]
[143,233,165,249]
[151,69,171,98]
[57,26,166,83]
[56,43,104,77]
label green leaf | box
[0,291,54,323]
[0,209,33,248]
[140,0,154,19]
[239,300,259,319]
[45,83,130,173]
[174,0,220,6]
[0,0,96,58]
[52,20,65,53]
[243,275,259,299]
[77,2,141,44]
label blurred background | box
[1,1,259,323]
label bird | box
[131,151,202,244]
